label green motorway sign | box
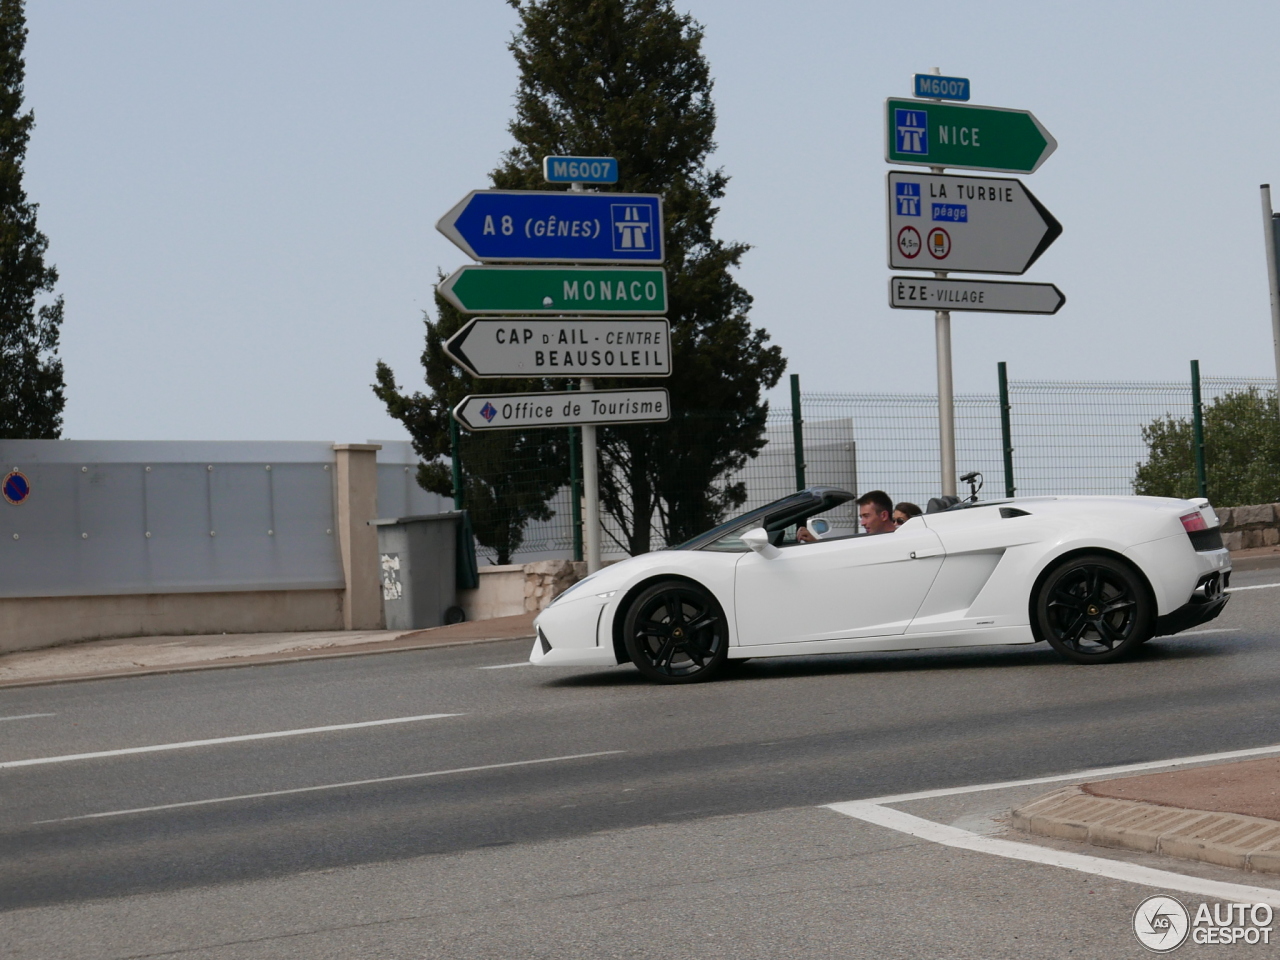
[885,99,1057,174]
[439,265,667,315]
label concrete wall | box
[1217,504,1280,551]
[0,590,344,655]
[459,560,588,621]
[0,439,447,653]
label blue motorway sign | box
[913,74,970,101]
[437,190,663,264]
[542,156,619,184]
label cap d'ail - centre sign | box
[436,159,672,431]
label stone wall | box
[1216,504,1280,551]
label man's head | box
[856,490,895,535]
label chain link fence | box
[454,373,1278,563]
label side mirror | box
[741,526,780,558]
[808,518,830,539]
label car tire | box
[1035,554,1153,664]
[622,580,728,684]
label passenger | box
[795,523,817,543]
[856,490,896,535]
[893,502,923,527]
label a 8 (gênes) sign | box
[542,156,619,184]
[913,74,969,101]
[437,190,663,264]
[886,171,1061,274]
[439,265,667,315]
[885,99,1057,174]
[889,276,1065,314]
[453,388,671,431]
[444,318,671,378]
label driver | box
[856,491,896,535]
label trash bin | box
[373,512,468,629]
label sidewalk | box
[1013,757,1280,875]
[0,613,538,688]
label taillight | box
[1180,511,1208,533]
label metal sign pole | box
[929,68,957,497]
[935,294,956,497]
[1262,185,1280,417]
[568,178,603,573]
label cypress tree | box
[0,0,65,439]
[496,0,785,552]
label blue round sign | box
[3,471,30,505]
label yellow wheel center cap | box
[1087,605,1100,616]
[673,627,684,638]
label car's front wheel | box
[1035,554,1153,664]
[622,580,728,683]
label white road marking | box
[36,750,625,823]
[0,713,462,770]
[831,802,1280,907]
[0,713,56,722]
[1228,582,1280,592]
[825,741,1280,904]
[479,662,533,670]
[1175,627,1233,636]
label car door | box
[732,524,946,646]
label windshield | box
[672,487,855,551]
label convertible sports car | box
[530,488,1232,683]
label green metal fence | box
[451,369,1278,563]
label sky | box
[22,0,1280,442]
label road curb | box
[0,632,536,690]
[1012,786,1280,874]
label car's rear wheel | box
[623,580,728,683]
[1036,554,1152,664]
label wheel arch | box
[1026,546,1157,643]
[610,573,725,665]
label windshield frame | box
[671,487,855,551]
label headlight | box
[549,574,597,606]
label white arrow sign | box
[444,319,671,378]
[887,171,1061,274]
[453,388,671,431]
[889,276,1065,314]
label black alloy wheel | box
[1035,554,1153,664]
[622,580,728,683]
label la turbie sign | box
[887,171,1061,275]
[453,388,671,431]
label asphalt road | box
[4,566,1280,958]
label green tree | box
[1134,388,1280,506]
[496,0,786,553]
[0,0,65,439]
[373,286,570,565]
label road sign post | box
[889,74,1060,499]
[885,99,1057,173]
[444,318,671,378]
